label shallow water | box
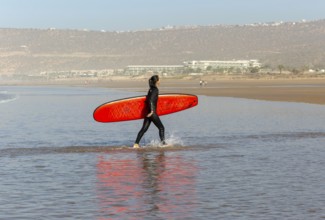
[1,86,325,219]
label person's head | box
[149,75,160,87]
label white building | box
[183,60,261,70]
[125,60,262,76]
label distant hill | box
[1,19,325,75]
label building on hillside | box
[125,65,184,75]
[124,60,262,76]
[183,60,261,70]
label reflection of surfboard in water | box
[93,94,198,123]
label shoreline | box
[2,76,325,105]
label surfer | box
[133,75,166,148]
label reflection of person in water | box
[96,152,197,219]
[138,152,198,216]
[140,152,165,176]
[137,152,166,210]
[133,75,166,148]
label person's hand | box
[147,111,153,117]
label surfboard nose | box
[93,106,108,123]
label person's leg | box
[151,114,166,144]
[135,117,151,145]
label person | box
[199,79,203,87]
[133,75,166,148]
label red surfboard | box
[93,94,198,123]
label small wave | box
[244,132,325,140]
[0,98,17,104]
[0,145,203,157]
[0,92,18,104]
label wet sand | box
[96,78,325,105]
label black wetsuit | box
[135,85,165,144]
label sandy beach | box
[93,77,325,105]
[2,76,325,105]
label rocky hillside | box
[1,19,325,74]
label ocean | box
[0,85,324,219]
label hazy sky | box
[1,0,324,31]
